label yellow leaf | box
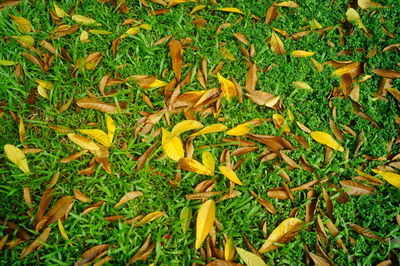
[139,24,152,30]
[190,123,228,138]
[80,31,90,43]
[190,5,206,15]
[162,128,184,161]
[202,151,215,175]
[10,15,31,33]
[292,81,313,91]
[11,35,35,46]
[19,117,26,145]
[135,211,165,227]
[179,158,213,176]
[219,166,243,185]
[219,47,236,61]
[270,31,286,55]
[310,131,344,152]
[4,144,30,173]
[236,248,267,266]
[0,59,17,66]
[169,120,203,140]
[259,218,304,253]
[78,129,110,147]
[346,8,367,32]
[106,115,115,144]
[148,79,168,88]
[72,15,96,25]
[180,207,192,234]
[37,86,48,99]
[58,219,72,246]
[195,200,215,249]
[89,29,113,35]
[217,73,237,100]
[310,58,323,72]
[358,0,382,9]
[67,133,100,151]
[226,123,251,136]
[275,1,299,8]
[214,7,245,15]
[224,238,235,261]
[272,114,290,133]
[387,88,400,102]
[120,27,140,38]
[355,169,384,185]
[34,80,54,90]
[310,18,323,30]
[53,3,68,18]
[291,50,315,58]
[371,169,400,189]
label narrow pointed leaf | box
[4,144,30,173]
[114,191,143,208]
[195,199,215,249]
[202,151,215,175]
[310,131,344,152]
[190,124,228,138]
[78,129,111,147]
[219,166,243,185]
[371,169,400,188]
[236,248,267,266]
[179,158,213,176]
[67,133,100,151]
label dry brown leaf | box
[250,190,276,214]
[43,196,74,228]
[127,234,155,265]
[265,4,278,25]
[20,228,51,259]
[349,223,385,242]
[371,69,400,79]
[114,191,143,208]
[76,98,119,114]
[75,244,110,266]
[60,150,88,163]
[73,188,91,202]
[85,52,103,70]
[339,180,376,196]
[233,32,248,45]
[270,31,286,55]
[169,40,183,81]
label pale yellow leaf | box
[35,80,54,90]
[53,3,68,18]
[346,8,367,32]
[226,123,251,136]
[217,73,237,100]
[89,29,113,35]
[120,27,140,38]
[259,218,304,253]
[80,31,90,43]
[179,158,213,176]
[270,32,286,55]
[275,1,299,8]
[236,248,267,266]
[11,35,34,46]
[219,47,236,61]
[190,5,206,15]
[372,169,400,189]
[58,219,72,246]
[10,15,31,33]
[67,133,100,151]
[135,211,165,227]
[224,238,235,261]
[4,144,30,173]
[202,151,215,175]
[78,129,110,147]
[358,0,382,9]
[72,15,96,25]
[190,123,228,138]
[292,81,313,91]
[214,7,245,15]
[106,115,115,144]
[195,200,215,249]
[0,59,17,66]
[291,50,315,58]
[272,114,290,133]
[219,166,243,185]
[310,131,344,152]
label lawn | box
[0,0,399,265]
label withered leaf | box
[265,4,278,25]
[75,244,110,266]
[114,191,143,208]
[73,188,91,202]
[20,228,51,259]
[270,32,286,55]
[127,234,155,265]
[76,98,119,114]
[250,190,276,214]
[340,180,375,196]
[43,196,74,228]
[169,40,183,81]
[372,69,400,79]
[349,223,385,242]
[85,52,103,70]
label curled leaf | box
[114,191,143,208]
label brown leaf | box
[322,188,334,221]
[292,180,320,192]
[265,3,278,25]
[308,252,331,266]
[233,32,248,46]
[35,188,54,225]
[76,98,119,114]
[270,32,286,55]
[169,40,183,81]
[349,223,385,242]
[52,24,79,39]
[75,244,110,266]
[21,52,44,71]
[206,260,244,266]
[82,200,105,215]
[372,69,400,79]
[186,191,222,200]
[127,234,155,265]
[20,228,51,259]
[267,188,289,200]
[305,190,318,230]
[42,196,74,228]
[325,219,347,252]
[152,34,172,46]
[73,188,92,202]
[328,182,350,203]
[280,151,300,168]
[85,52,103,70]
[250,190,276,214]
[247,134,294,151]
[245,64,257,92]
[340,180,375,196]
[60,150,89,163]
[114,191,143,208]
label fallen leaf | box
[169,40,183,81]
[73,188,91,202]
[349,222,385,242]
[346,8,368,33]
[190,124,228,138]
[162,128,184,161]
[202,151,215,175]
[310,131,344,152]
[75,244,110,266]
[10,15,31,33]
[292,81,313,91]
[67,133,100,151]
[219,47,236,61]
[76,98,119,114]
[43,196,74,227]
[72,14,96,25]
[105,115,115,144]
[180,207,192,233]
[196,199,215,249]
[275,1,299,8]
[236,248,267,266]
[358,0,382,9]
[371,169,400,188]
[265,4,278,25]
[219,166,243,185]
[273,114,290,132]
[224,238,235,261]
[20,228,51,259]
[218,73,237,100]
[190,5,206,15]
[79,129,110,147]
[4,144,30,173]
[53,3,68,18]
[371,69,400,79]
[114,191,143,208]
[58,219,71,245]
[291,50,315,58]
[270,31,286,55]
[179,157,213,176]
[135,211,165,227]
[126,234,155,265]
[85,52,103,70]
[340,180,376,196]
[214,7,244,15]
[259,218,304,253]
[169,120,203,140]
[226,123,251,136]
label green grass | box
[1,0,400,265]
